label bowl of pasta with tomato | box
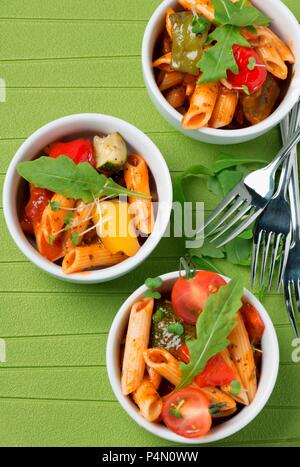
[142,0,300,144]
[3,114,173,283]
[107,269,279,444]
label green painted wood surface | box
[0,0,300,447]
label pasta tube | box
[143,348,181,387]
[200,386,236,418]
[122,298,154,395]
[243,26,295,64]
[255,45,288,80]
[133,377,163,422]
[62,243,126,274]
[166,8,175,38]
[178,0,214,21]
[63,200,94,253]
[124,154,154,235]
[152,52,172,71]
[209,89,238,129]
[165,86,186,109]
[182,82,219,129]
[159,71,184,92]
[229,312,257,403]
[147,366,162,390]
[41,193,75,243]
[220,348,249,406]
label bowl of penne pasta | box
[3,114,173,283]
[107,270,279,444]
[142,0,300,144]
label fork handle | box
[267,126,300,175]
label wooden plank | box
[0,399,299,446]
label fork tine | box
[206,197,245,237]
[209,202,252,243]
[251,230,263,288]
[216,208,263,248]
[267,233,282,291]
[276,234,292,291]
[196,190,237,235]
[284,281,299,338]
[260,232,273,289]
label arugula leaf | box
[225,238,252,266]
[212,153,269,174]
[173,165,213,205]
[198,25,249,83]
[191,254,224,275]
[217,168,245,196]
[190,242,225,260]
[144,276,162,299]
[17,156,150,203]
[48,200,60,212]
[177,277,243,389]
[71,231,81,246]
[192,15,210,34]
[212,0,271,27]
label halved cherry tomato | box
[162,387,212,438]
[171,271,226,325]
[240,300,265,344]
[37,232,64,262]
[24,186,52,225]
[49,139,95,166]
[177,343,190,364]
[227,45,267,95]
[195,353,236,388]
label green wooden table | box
[0,0,300,447]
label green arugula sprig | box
[17,156,151,203]
[48,200,60,212]
[196,0,271,83]
[144,277,163,299]
[192,15,210,34]
[230,380,241,397]
[177,277,243,389]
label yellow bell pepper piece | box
[93,200,140,257]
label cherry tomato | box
[194,353,236,388]
[162,387,212,438]
[240,300,265,344]
[49,139,95,166]
[38,233,64,262]
[227,45,267,95]
[177,343,190,364]
[20,214,34,235]
[171,271,226,325]
[25,186,52,224]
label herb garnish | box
[17,156,151,203]
[64,211,75,230]
[192,15,210,34]
[168,323,184,336]
[169,408,183,419]
[241,84,250,95]
[48,200,61,212]
[212,0,271,27]
[230,380,241,397]
[71,231,81,246]
[209,402,227,414]
[177,277,243,389]
[247,56,256,71]
[144,277,163,299]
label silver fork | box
[250,104,300,291]
[283,134,300,338]
[197,127,300,248]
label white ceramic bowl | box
[107,271,279,444]
[3,114,173,284]
[142,0,300,144]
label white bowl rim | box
[2,113,173,284]
[107,270,280,445]
[142,0,300,139]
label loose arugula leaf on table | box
[177,277,243,389]
[225,237,252,266]
[17,156,150,203]
[197,25,249,83]
[191,255,224,275]
[212,0,271,27]
[212,153,269,174]
[173,164,213,204]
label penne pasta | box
[34,222,64,262]
[152,52,172,71]
[124,154,154,235]
[159,71,184,92]
[41,193,76,244]
[133,377,163,422]
[147,366,162,390]
[165,85,186,108]
[182,82,219,129]
[209,88,238,129]
[255,45,288,80]
[63,200,94,254]
[178,0,215,21]
[220,348,249,406]
[62,243,126,274]
[244,27,295,64]
[183,74,197,97]
[166,8,175,38]
[229,312,257,403]
[200,386,237,418]
[122,298,154,395]
[143,348,181,387]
